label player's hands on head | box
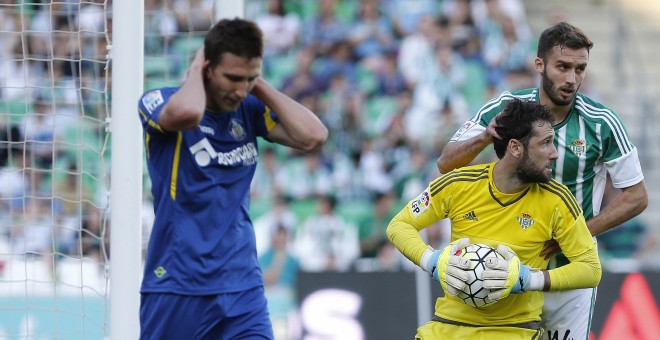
[485,113,503,142]
[482,244,531,301]
[428,238,471,296]
[187,47,208,79]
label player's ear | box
[509,139,523,159]
[534,57,544,74]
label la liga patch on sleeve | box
[142,90,164,114]
[410,188,431,217]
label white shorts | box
[541,288,597,340]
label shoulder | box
[429,163,490,196]
[477,88,537,116]
[537,179,582,220]
[573,93,624,124]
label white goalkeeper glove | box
[422,238,471,296]
[482,244,544,302]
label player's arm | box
[387,186,471,294]
[545,216,601,291]
[253,78,328,152]
[159,47,208,131]
[436,114,502,174]
[588,180,648,237]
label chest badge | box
[517,213,535,230]
[229,119,246,141]
[569,139,588,157]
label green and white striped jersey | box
[450,88,644,221]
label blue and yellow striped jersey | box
[138,87,278,295]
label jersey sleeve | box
[600,120,644,188]
[243,95,279,138]
[449,91,512,142]
[137,88,176,135]
[547,184,601,290]
[386,180,451,266]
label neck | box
[493,161,531,194]
[538,88,572,124]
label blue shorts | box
[140,287,273,340]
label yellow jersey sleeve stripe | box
[170,132,182,200]
[539,183,581,220]
[545,180,582,215]
[145,132,151,159]
[263,106,277,132]
[139,108,165,133]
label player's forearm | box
[160,64,207,130]
[547,247,601,291]
[252,78,328,151]
[386,212,428,267]
[587,181,648,236]
[436,134,492,174]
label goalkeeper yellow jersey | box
[388,162,599,326]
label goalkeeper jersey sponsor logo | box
[411,189,431,217]
[516,213,535,230]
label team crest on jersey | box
[569,139,588,157]
[229,119,246,141]
[516,213,535,230]
[410,189,431,217]
[142,90,164,113]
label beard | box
[541,68,576,107]
[516,150,552,184]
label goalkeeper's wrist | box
[420,247,435,274]
[526,270,546,291]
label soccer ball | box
[453,243,505,308]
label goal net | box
[0,2,110,338]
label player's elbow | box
[299,125,328,152]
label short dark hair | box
[493,99,554,159]
[537,22,593,61]
[204,18,264,68]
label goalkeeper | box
[387,99,601,339]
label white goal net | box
[0,1,110,338]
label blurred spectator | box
[397,15,449,89]
[348,0,397,72]
[279,47,324,101]
[293,195,360,272]
[79,206,108,262]
[253,195,298,256]
[10,199,54,256]
[173,0,213,32]
[277,153,333,200]
[383,0,440,37]
[374,53,408,96]
[251,147,285,201]
[0,147,30,212]
[144,0,178,56]
[358,191,396,258]
[259,224,299,289]
[314,40,359,90]
[255,0,302,56]
[299,0,349,56]
[0,118,21,167]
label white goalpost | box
[109,0,143,339]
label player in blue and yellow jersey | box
[436,22,647,340]
[388,99,601,339]
[137,18,327,339]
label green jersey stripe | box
[575,97,633,154]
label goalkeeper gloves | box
[482,244,544,301]
[422,238,471,296]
